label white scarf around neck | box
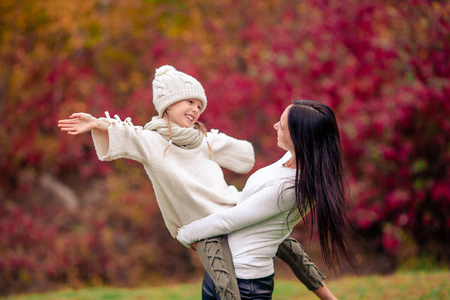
[144,116,204,149]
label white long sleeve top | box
[177,152,304,279]
[91,114,255,237]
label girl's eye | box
[188,100,193,104]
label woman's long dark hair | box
[288,100,357,271]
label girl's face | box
[165,99,203,127]
[274,105,294,153]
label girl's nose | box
[274,122,279,130]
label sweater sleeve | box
[176,181,295,247]
[207,130,255,174]
[91,113,153,164]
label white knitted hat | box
[152,65,207,116]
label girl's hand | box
[190,242,197,251]
[58,113,108,135]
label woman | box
[177,100,357,299]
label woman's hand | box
[58,113,109,135]
[312,282,338,300]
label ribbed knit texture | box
[91,113,255,237]
[144,116,204,149]
[153,65,207,116]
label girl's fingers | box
[58,115,81,135]
[60,127,74,132]
[58,123,74,128]
[58,119,74,124]
[58,114,87,135]
[61,128,80,135]
[70,113,82,119]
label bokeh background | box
[0,0,449,296]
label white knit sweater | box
[177,152,303,279]
[91,114,255,237]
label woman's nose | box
[274,122,279,130]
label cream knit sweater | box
[177,152,301,279]
[91,114,255,237]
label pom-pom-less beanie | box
[152,65,207,116]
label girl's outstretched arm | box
[58,113,110,135]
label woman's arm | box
[313,282,338,300]
[177,182,295,247]
[58,113,110,135]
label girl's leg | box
[276,236,326,291]
[196,235,241,300]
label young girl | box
[177,100,358,299]
[58,66,329,300]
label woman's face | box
[274,105,294,153]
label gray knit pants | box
[276,236,326,291]
[197,235,240,300]
[197,235,325,300]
